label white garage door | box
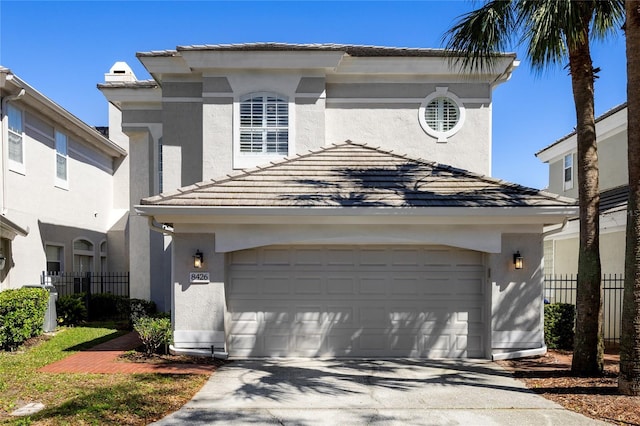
[226,245,486,358]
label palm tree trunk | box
[569,22,604,376]
[619,0,640,395]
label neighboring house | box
[536,103,628,276]
[0,67,128,291]
[100,43,577,360]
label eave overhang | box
[135,205,579,227]
[1,70,126,158]
[0,214,29,240]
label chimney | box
[105,62,137,83]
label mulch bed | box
[119,346,227,367]
[497,350,640,425]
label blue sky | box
[0,1,627,189]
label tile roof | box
[136,42,516,59]
[600,185,628,215]
[142,141,575,209]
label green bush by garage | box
[544,303,575,350]
[0,287,48,351]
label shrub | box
[129,298,157,325]
[56,293,88,326]
[133,316,172,355]
[0,288,49,351]
[88,293,123,320]
[544,303,575,350]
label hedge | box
[0,288,49,351]
[57,293,88,326]
[544,303,575,350]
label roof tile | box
[141,141,576,208]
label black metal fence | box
[41,271,130,298]
[544,274,624,344]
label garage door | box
[226,245,486,358]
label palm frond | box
[442,0,517,73]
[591,0,625,39]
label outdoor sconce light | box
[513,251,523,270]
[193,250,204,269]
[0,253,5,270]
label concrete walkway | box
[39,332,215,375]
[152,358,607,425]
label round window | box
[425,97,459,132]
[419,89,465,142]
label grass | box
[0,325,209,425]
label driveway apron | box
[151,359,607,425]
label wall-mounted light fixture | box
[193,250,204,269]
[513,251,523,270]
[0,253,5,270]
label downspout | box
[147,216,174,236]
[542,217,569,238]
[492,217,570,361]
[1,88,26,215]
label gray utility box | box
[22,285,58,332]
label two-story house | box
[0,67,127,291]
[100,43,577,360]
[536,103,628,276]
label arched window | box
[73,238,94,273]
[239,93,289,155]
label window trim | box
[72,238,94,273]
[99,240,107,273]
[45,243,65,274]
[6,104,26,175]
[55,130,69,190]
[418,87,466,143]
[563,153,574,190]
[233,91,294,169]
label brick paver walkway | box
[39,332,216,375]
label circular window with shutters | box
[419,89,465,143]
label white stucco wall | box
[325,102,491,175]
[2,105,118,289]
[171,232,225,349]
[490,233,545,352]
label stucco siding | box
[202,101,233,178]
[172,233,224,335]
[2,105,120,288]
[294,96,326,154]
[552,238,579,275]
[163,81,203,98]
[598,131,628,191]
[490,233,544,350]
[326,82,490,100]
[163,101,203,186]
[325,104,491,175]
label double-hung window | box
[7,105,25,173]
[45,244,64,273]
[55,131,68,188]
[239,93,288,155]
[563,153,573,190]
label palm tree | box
[443,0,625,375]
[619,0,640,395]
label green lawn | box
[0,326,209,425]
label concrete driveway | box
[152,359,606,425]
